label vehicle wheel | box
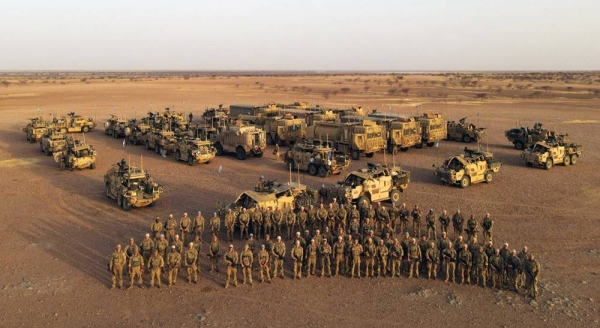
[351,149,360,160]
[318,165,328,178]
[45,147,51,156]
[515,141,525,150]
[26,133,31,142]
[215,143,224,155]
[526,161,533,167]
[117,194,123,208]
[29,134,35,143]
[570,154,578,165]
[414,142,423,149]
[287,160,295,171]
[175,150,181,161]
[274,135,282,146]
[390,189,401,204]
[155,145,160,154]
[148,201,156,207]
[236,147,247,160]
[145,140,150,150]
[59,161,66,171]
[90,162,96,170]
[387,144,396,155]
[446,134,453,141]
[106,184,111,198]
[462,135,471,143]
[484,171,493,183]
[357,196,370,208]
[308,164,318,175]
[400,147,409,152]
[112,130,118,139]
[82,126,90,133]
[254,151,263,158]
[563,155,571,166]
[132,137,139,145]
[365,152,374,158]
[460,176,470,189]
[121,195,131,211]
[266,134,274,145]
[545,159,553,170]
[188,155,195,166]
[426,142,435,147]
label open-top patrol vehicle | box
[332,162,410,206]
[124,118,152,145]
[53,112,96,133]
[505,122,551,150]
[104,115,129,138]
[522,139,583,169]
[212,123,266,160]
[174,138,217,166]
[23,117,51,143]
[145,130,178,155]
[53,139,97,171]
[284,142,350,177]
[40,130,68,155]
[104,159,163,210]
[434,147,502,188]
[446,117,487,143]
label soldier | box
[264,234,274,269]
[319,239,332,277]
[139,233,154,264]
[381,223,394,241]
[307,205,317,233]
[362,218,374,239]
[252,205,263,239]
[349,218,360,237]
[408,238,422,279]
[297,207,307,234]
[210,212,221,237]
[363,238,376,278]
[337,205,347,232]
[425,209,437,240]
[256,175,267,192]
[184,242,199,284]
[285,208,296,240]
[399,203,410,235]
[109,245,127,289]
[258,245,271,283]
[247,234,257,259]
[418,235,430,275]
[452,209,465,239]
[123,238,138,260]
[148,249,165,288]
[173,234,184,254]
[263,207,273,238]
[489,248,503,289]
[350,204,360,226]
[411,204,422,236]
[505,250,521,291]
[291,231,306,250]
[155,234,168,262]
[312,229,323,247]
[272,236,286,279]
[358,199,369,223]
[481,213,494,243]
[322,227,334,247]
[350,239,363,278]
[239,208,250,240]
[224,245,239,288]
[524,254,540,299]
[272,207,284,237]
[457,244,472,285]
[442,241,457,283]
[193,211,205,241]
[499,242,511,287]
[332,236,345,276]
[389,203,399,232]
[376,239,389,277]
[517,246,530,288]
[128,249,144,289]
[400,232,411,274]
[318,184,329,205]
[208,235,220,273]
[343,234,353,276]
[438,210,450,236]
[180,212,191,244]
[151,217,163,240]
[473,246,488,287]
[306,239,318,277]
[164,214,177,244]
[436,232,450,255]
[224,209,236,242]
[389,238,403,278]
[424,241,439,280]
[166,245,181,286]
[366,205,376,230]
[331,197,340,212]
[291,240,304,280]
[466,214,478,242]
[317,204,328,232]
[240,244,254,285]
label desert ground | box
[0,72,599,327]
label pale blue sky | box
[1,0,598,70]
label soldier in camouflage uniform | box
[438,210,450,236]
[297,207,307,235]
[139,233,155,265]
[425,241,439,280]
[193,211,205,241]
[285,208,296,241]
[263,208,273,238]
[208,235,220,273]
[166,245,181,286]
[224,244,239,288]
[408,238,422,279]
[123,238,138,261]
[210,212,221,237]
[148,249,165,288]
[376,239,389,277]
[306,239,318,277]
[399,203,410,235]
[452,209,464,239]
[332,236,345,276]
[173,234,184,254]
[389,238,403,278]
[164,214,177,244]
[151,217,163,240]
[363,238,376,278]
[109,244,127,289]
[350,239,363,278]
[337,205,347,232]
[411,204,422,237]
[425,209,437,240]
[184,242,199,284]
[506,250,521,291]
[457,244,472,285]
[317,204,328,232]
[155,234,168,262]
[524,254,540,299]
[473,246,488,288]
[252,205,263,239]
[273,207,284,237]
[128,249,144,289]
[291,240,304,280]
[180,212,191,244]
[465,214,478,242]
[488,248,503,289]
[442,241,457,283]
[240,244,254,285]
[319,239,332,277]
[239,208,250,240]
[272,236,286,279]
[481,213,493,243]
[224,209,236,242]
[258,245,271,283]
[307,205,317,233]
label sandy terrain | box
[0,72,599,327]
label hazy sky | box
[1,0,598,71]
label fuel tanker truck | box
[305,120,385,160]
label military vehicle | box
[505,122,551,150]
[446,117,487,143]
[305,120,386,160]
[202,105,230,128]
[241,114,306,145]
[23,117,50,143]
[104,115,129,138]
[414,113,447,148]
[212,124,266,160]
[145,130,178,155]
[174,138,217,166]
[434,147,502,188]
[53,139,97,171]
[331,163,410,206]
[124,118,152,145]
[40,130,68,155]
[284,142,350,177]
[53,112,96,133]
[104,159,163,210]
[348,113,423,153]
[522,139,583,169]
[230,103,279,118]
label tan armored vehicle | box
[174,138,217,166]
[505,122,551,150]
[212,124,266,160]
[522,139,583,169]
[284,142,350,177]
[145,130,177,155]
[53,139,97,171]
[243,114,306,146]
[124,118,152,145]
[414,113,447,148]
[446,117,487,143]
[23,117,50,143]
[53,112,96,133]
[434,147,502,188]
[332,163,410,206]
[104,115,129,138]
[104,159,163,210]
[230,103,279,118]
[305,120,386,160]
[350,113,423,153]
[40,131,68,155]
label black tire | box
[414,142,423,149]
[387,144,396,155]
[106,184,111,198]
[266,134,274,145]
[357,196,370,208]
[545,159,553,170]
[426,142,435,147]
[254,151,263,158]
[145,140,151,150]
[460,176,470,189]
[155,145,160,154]
[90,162,96,170]
[175,150,181,161]
[563,155,571,166]
[462,135,471,143]
[112,130,118,139]
[82,126,90,133]
[515,141,525,150]
[121,195,131,211]
[29,134,35,143]
[26,133,31,142]
[117,194,123,208]
[215,143,224,156]
[236,147,247,160]
[318,165,328,178]
[351,149,360,160]
[59,161,66,171]
[400,147,409,152]
[308,164,318,176]
[390,189,401,204]
[365,152,374,158]
[570,154,578,165]
[446,133,453,141]
[484,171,493,183]
[188,155,195,166]
[132,137,139,145]
[526,161,533,167]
